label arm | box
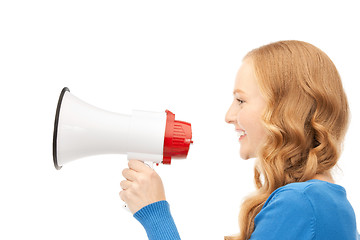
[134,200,181,240]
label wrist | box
[133,201,181,240]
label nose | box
[225,103,236,124]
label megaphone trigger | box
[123,203,131,212]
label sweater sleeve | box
[133,200,181,240]
[249,189,315,240]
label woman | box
[120,40,359,239]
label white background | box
[1,0,359,239]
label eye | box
[236,99,245,105]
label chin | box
[240,152,251,160]
[240,149,256,160]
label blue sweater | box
[134,200,181,240]
[134,179,359,240]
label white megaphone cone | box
[52,87,193,170]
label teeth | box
[237,130,247,137]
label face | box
[225,59,268,160]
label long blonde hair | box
[226,40,350,240]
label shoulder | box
[260,181,316,218]
[256,180,345,229]
[251,182,319,239]
[251,180,356,240]
[263,179,345,210]
[251,181,323,239]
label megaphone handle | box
[123,160,155,213]
[144,161,154,168]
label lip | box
[239,135,247,141]
[235,128,246,132]
[235,129,247,141]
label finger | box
[120,180,132,190]
[128,159,150,172]
[119,190,126,202]
[122,168,137,181]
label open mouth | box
[237,130,247,141]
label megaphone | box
[52,87,193,170]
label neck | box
[312,172,334,183]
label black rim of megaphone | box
[53,87,70,170]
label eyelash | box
[236,99,245,105]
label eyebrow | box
[233,89,246,95]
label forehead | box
[234,60,260,97]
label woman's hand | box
[120,160,166,214]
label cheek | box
[237,110,254,129]
[237,111,265,138]
[251,120,268,147]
